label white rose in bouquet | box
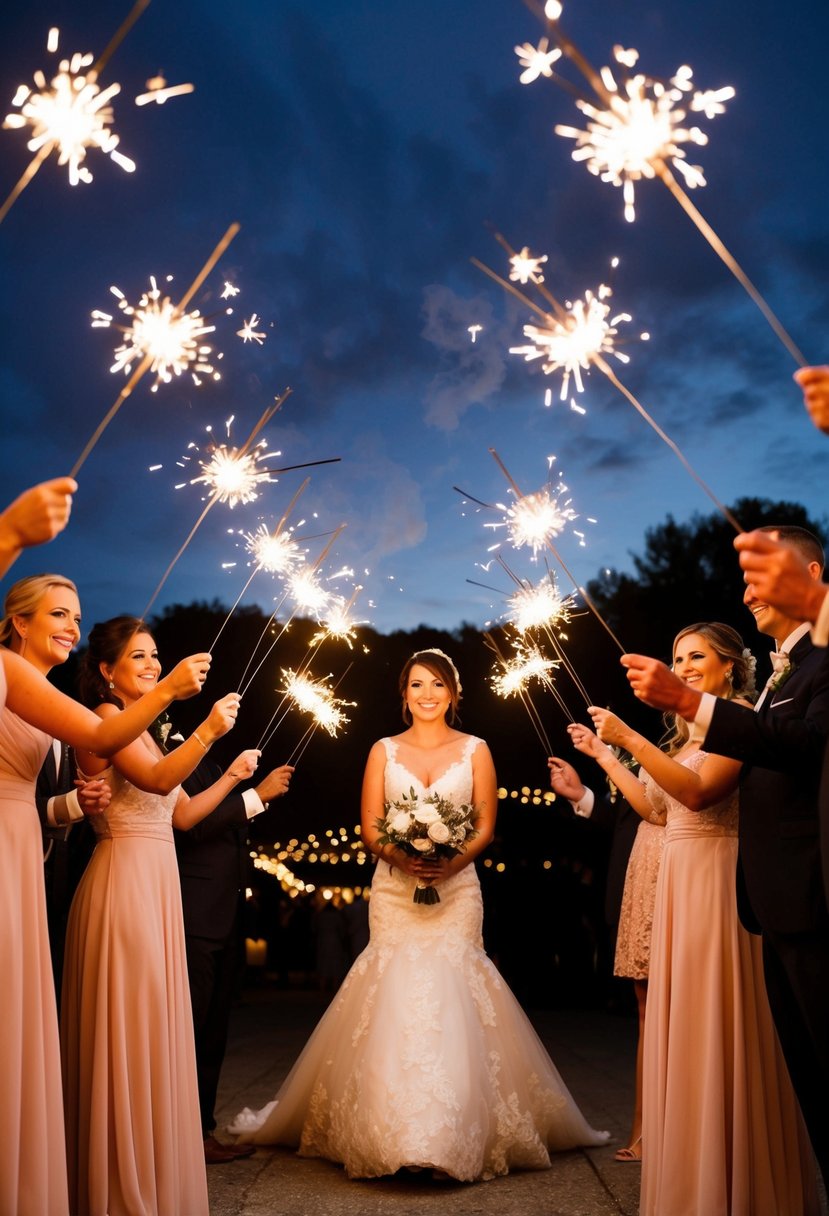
[427,820,452,845]
[413,804,441,825]
[389,811,413,835]
[411,837,434,852]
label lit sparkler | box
[72,222,241,477]
[517,5,806,365]
[310,588,363,649]
[474,234,742,532]
[507,577,573,634]
[92,276,219,389]
[491,643,558,698]
[510,284,630,399]
[243,523,303,574]
[490,485,578,556]
[280,669,352,737]
[509,246,548,284]
[288,567,331,620]
[191,441,271,508]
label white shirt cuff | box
[570,786,595,818]
[693,691,716,735]
[46,788,83,827]
[242,788,266,819]
[812,588,829,647]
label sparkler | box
[518,3,806,366]
[506,574,572,635]
[475,233,742,532]
[488,448,626,652]
[142,391,290,617]
[257,665,355,765]
[310,587,363,649]
[0,1,188,225]
[72,222,241,477]
[495,485,578,556]
[484,632,557,753]
[134,74,195,106]
[92,277,219,389]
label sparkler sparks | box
[514,38,561,84]
[506,578,573,634]
[310,592,362,648]
[492,486,578,556]
[288,568,331,619]
[237,313,266,344]
[243,523,303,574]
[509,285,630,398]
[92,277,219,389]
[491,644,558,699]
[553,51,734,223]
[221,282,240,299]
[134,74,195,106]
[279,669,352,737]
[190,441,272,508]
[3,31,135,189]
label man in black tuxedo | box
[36,743,109,1002]
[622,525,829,1182]
[177,756,293,1165]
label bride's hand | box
[415,855,452,882]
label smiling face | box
[742,580,800,645]
[103,631,162,706]
[672,632,732,698]
[404,663,453,725]
[13,584,82,675]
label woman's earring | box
[108,680,115,690]
[726,668,733,684]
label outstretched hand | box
[255,764,294,802]
[205,693,242,742]
[567,721,613,760]
[164,654,212,701]
[794,365,829,434]
[586,707,631,749]
[621,654,701,718]
[0,477,77,574]
[226,749,261,781]
[547,756,586,801]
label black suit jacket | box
[175,758,255,944]
[585,791,640,928]
[704,633,829,935]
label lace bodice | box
[382,733,478,806]
[85,765,180,840]
[642,749,738,841]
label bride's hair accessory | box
[411,647,462,695]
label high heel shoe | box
[614,1135,642,1163]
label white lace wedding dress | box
[230,735,608,1180]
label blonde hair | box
[0,574,79,649]
[662,621,756,755]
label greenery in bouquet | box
[375,787,479,904]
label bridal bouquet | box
[375,788,478,904]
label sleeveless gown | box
[0,678,70,1216]
[61,764,209,1216]
[230,735,608,1181]
[640,748,818,1216]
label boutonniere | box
[149,712,176,750]
[768,658,795,694]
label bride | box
[231,649,608,1181]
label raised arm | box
[173,750,260,830]
[0,477,77,576]
[76,694,241,793]
[2,647,206,755]
[567,721,664,824]
[587,706,743,812]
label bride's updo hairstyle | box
[0,573,78,649]
[399,649,462,725]
[78,614,149,711]
[663,621,756,755]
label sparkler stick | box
[71,223,241,477]
[284,663,355,766]
[521,2,807,366]
[1,1,151,224]
[142,391,288,617]
[474,237,742,532]
[207,478,310,654]
[489,448,625,653]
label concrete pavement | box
[208,986,641,1216]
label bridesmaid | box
[571,623,817,1215]
[0,583,209,1216]
[62,616,258,1216]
